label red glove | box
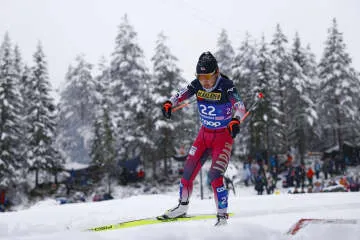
[227,118,240,138]
[162,101,172,119]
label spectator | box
[255,152,263,165]
[243,164,251,187]
[269,155,277,171]
[266,172,275,194]
[295,165,305,188]
[251,160,260,184]
[313,181,323,193]
[339,176,349,191]
[137,169,145,179]
[349,175,360,192]
[255,175,266,195]
[286,153,293,167]
[0,190,5,212]
[307,167,314,187]
[103,193,114,200]
[270,167,278,186]
[314,160,321,179]
[322,159,329,180]
[245,155,252,168]
[286,166,295,187]
[93,192,103,202]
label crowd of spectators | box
[242,154,280,195]
[242,152,360,195]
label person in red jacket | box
[161,52,246,226]
[307,167,315,187]
[0,190,6,212]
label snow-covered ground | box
[1,186,360,240]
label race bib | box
[197,102,232,129]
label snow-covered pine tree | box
[231,33,258,157]
[354,70,360,145]
[214,29,235,78]
[318,18,360,156]
[289,33,317,162]
[12,44,30,184]
[150,31,192,178]
[303,44,323,151]
[90,56,112,164]
[110,15,151,163]
[26,42,60,186]
[90,120,103,167]
[94,56,110,113]
[13,45,24,83]
[57,54,97,164]
[90,107,115,193]
[251,35,273,162]
[19,65,32,121]
[0,33,23,186]
[269,24,294,154]
[90,56,116,189]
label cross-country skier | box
[161,51,246,226]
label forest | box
[0,15,359,202]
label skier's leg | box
[180,132,209,203]
[164,128,208,218]
[208,130,233,216]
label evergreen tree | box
[149,31,192,177]
[252,36,273,161]
[231,33,258,157]
[354,70,360,145]
[12,45,30,183]
[26,42,59,186]
[94,56,110,115]
[19,65,32,118]
[90,120,103,167]
[13,45,24,81]
[91,57,116,189]
[90,107,115,193]
[269,24,294,154]
[110,15,151,162]
[290,33,317,162]
[318,18,360,156]
[214,29,235,77]
[57,54,97,164]
[0,33,23,186]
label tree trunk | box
[54,172,58,184]
[35,169,39,187]
[335,98,344,162]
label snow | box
[64,161,89,170]
[1,188,360,240]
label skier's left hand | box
[227,118,240,138]
[162,100,173,119]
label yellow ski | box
[87,213,234,232]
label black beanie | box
[196,51,218,74]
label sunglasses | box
[195,70,216,80]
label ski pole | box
[172,99,197,113]
[239,92,264,123]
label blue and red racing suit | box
[170,74,246,215]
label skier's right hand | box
[227,118,240,138]
[162,100,172,119]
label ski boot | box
[214,213,228,226]
[160,201,189,219]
